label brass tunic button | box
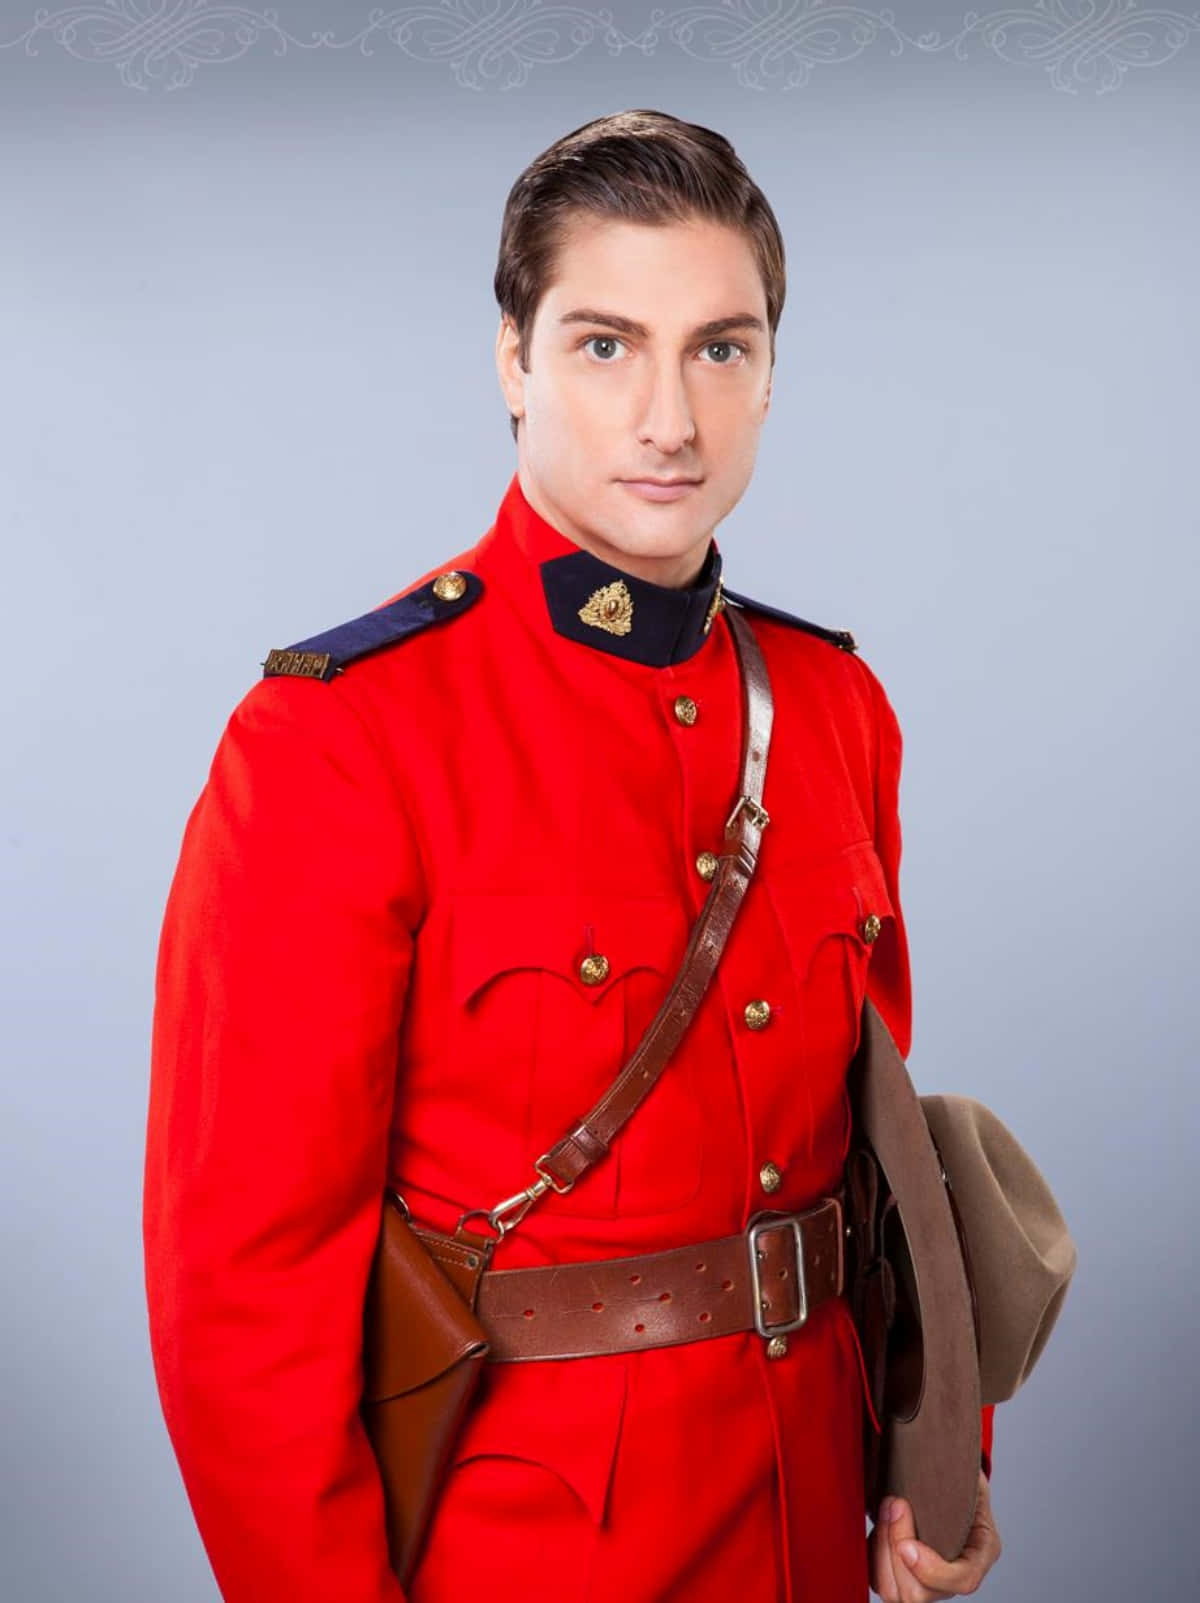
[744,999,772,1031]
[759,1161,783,1194]
[431,570,467,601]
[695,851,719,882]
[673,695,698,726]
[766,1334,789,1359]
[861,912,882,944]
[578,953,610,986]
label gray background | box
[3,3,1197,1598]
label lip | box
[619,478,702,502]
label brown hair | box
[494,109,787,441]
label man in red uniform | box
[143,110,1002,1602]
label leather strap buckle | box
[746,1196,845,1338]
[747,1211,809,1337]
[724,793,770,835]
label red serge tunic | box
[143,469,994,1603]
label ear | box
[495,316,526,425]
[761,367,773,418]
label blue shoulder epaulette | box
[721,586,857,653]
[261,568,483,682]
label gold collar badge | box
[578,579,634,637]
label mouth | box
[619,477,703,501]
[622,476,701,487]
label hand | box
[868,1468,1002,1600]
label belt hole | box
[592,1301,604,1312]
[721,1278,733,1291]
[698,1311,711,1323]
[634,1322,645,1333]
[696,1261,706,1272]
[522,1308,535,1319]
[658,1290,672,1303]
[630,1272,642,1284]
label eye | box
[581,334,627,362]
[699,341,749,365]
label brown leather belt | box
[474,1191,847,1361]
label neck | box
[516,464,710,591]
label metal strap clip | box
[464,1149,579,1239]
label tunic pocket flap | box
[767,838,895,975]
[451,891,688,1008]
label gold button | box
[578,953,610,986]
[759,1161,783,1194]
[766,1334,789,1359]
[744,999,772,1031]
[432,570,467,601]
[861,912,882,944]
[673,695,698,726]
[695,851,719,882]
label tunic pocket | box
[763,839,896,1178]
[449,890,703,1218]
[408,1452,600,1603]
[406,1355,625,1602]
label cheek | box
[526,392,613,482]
[702,422,763,502]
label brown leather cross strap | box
[474,1193,847,1360]
[458,601,774,1242]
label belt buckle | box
[747,1210,808,1338]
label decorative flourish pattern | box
[1,0,1196,92]
[7,3,294,89]
[365,0,624,89]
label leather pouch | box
[359,1192,494,1588]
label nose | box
[635,361,696,454]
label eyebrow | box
[557,308,766,341]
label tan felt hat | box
[844,998,1078,1560]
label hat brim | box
[847,999,982,1561]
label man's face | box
[495,212,774,587]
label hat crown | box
[919,1093,1078,1404]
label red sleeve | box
[142,675,424,1602]
[862,663,996,1484]
[862,662,912,1061]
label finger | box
[867,1527,895,1600]
[887,1497,951,1603]
[869,1501,902,1602]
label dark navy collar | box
[538,536,724,667]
